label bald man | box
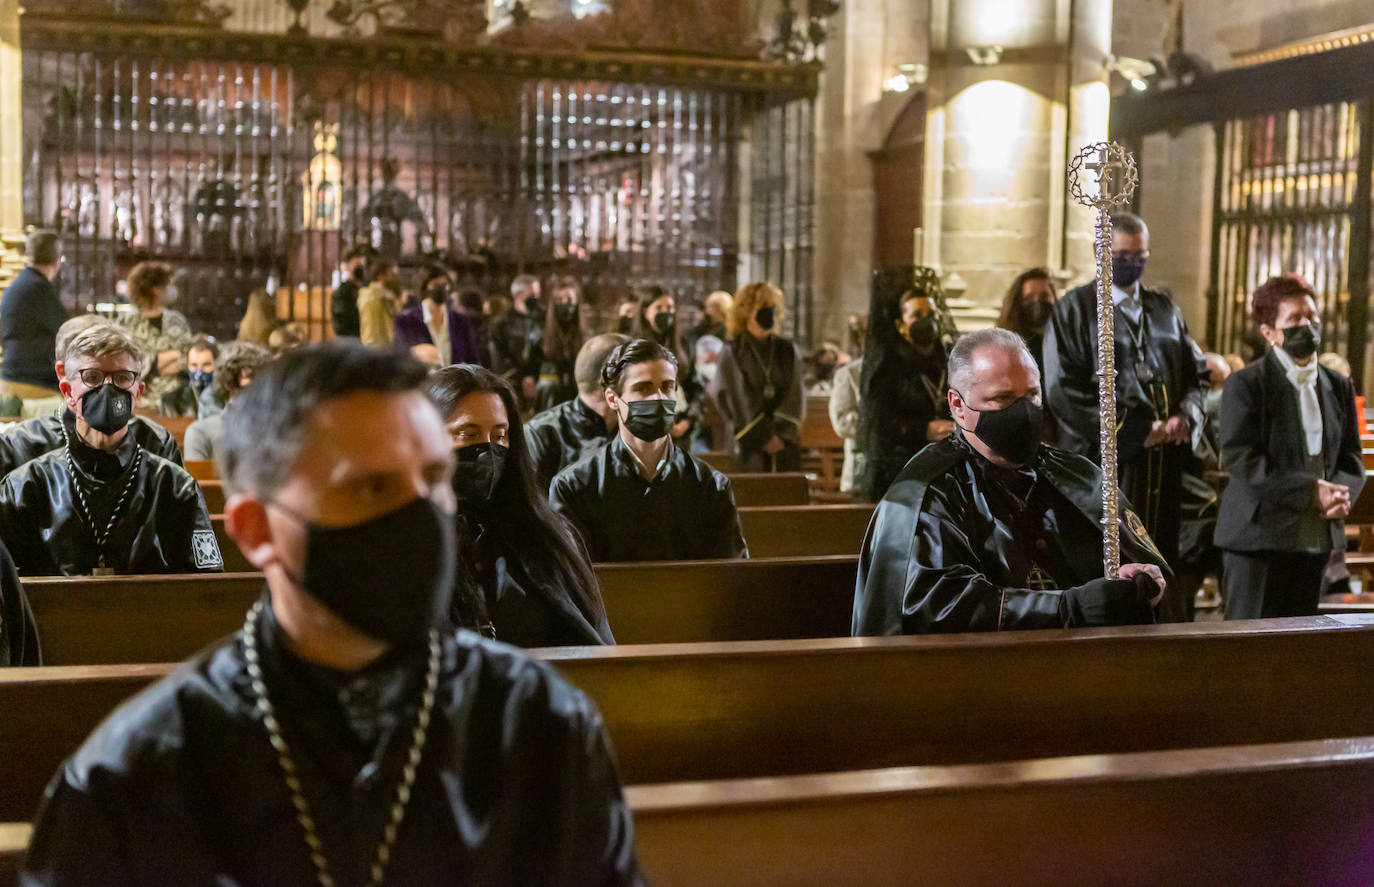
[854,327,1169,636]
[525,333,631,490]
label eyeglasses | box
[73,368,139,390]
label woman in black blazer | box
[1214,275,1365,618]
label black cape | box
[1043,282,1206,462]
[525,396,615,493]
[550,435,748,562]
[855,342,948,503]
[0,414,220,576]
[487,311,543,381]
[22,596,644,886]
[853,434,1170,636]
[0,411,183,478]
[0,538,39,665]
[455,514,615,647]
[330,278,361,339]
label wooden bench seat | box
[628,736,1374,886]
[2,616,1372,822]
[22,557,859,664]
[207,504,875,571]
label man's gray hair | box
[55,315,109,362]
[510,274,538,296]
[62,323,145,374]
[947,327,1038,394]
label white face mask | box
[163,284,181,306]
[697,362,719,383]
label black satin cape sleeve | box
[853,438,1173,635]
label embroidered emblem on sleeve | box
[192,529,224,569]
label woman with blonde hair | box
[116,261,193,408]
[237,289,278,346]
[709,281,804,471]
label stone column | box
[0,0,26,286]
[922,0,1112,324]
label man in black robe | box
[0,325,218,576]
[0,539,39,665]
[1043,213,1207,571]
[551,338,748,562]
[329,243,374,339]
[22,342,644,885]
[526,332,629,490]
[854,328,1168,636]
[489,275,544,407]
[0,316,183,477]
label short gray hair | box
[63,323,144,374]
[510,274,538,296]
[947,327,1037,394]
[55,315,109,362]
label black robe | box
[22,596,644,886]
[855,342,948,503]
[454,513,614,647]
[710,334,804,471]
[853,434,1170,636]
[329,278,361,339]
[525,396,615,492]
[1043,283,1207,564]
[550,435,748,562]
[0,538,39,665]
[487,311,543,383]
[0,414,220,576]
[0,411,183,478]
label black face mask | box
[1019,301,1052,330]
[908,315,940,348]
[616,316,633,334]
[653,311,676,336]
[959,395,1043,466]
[276,496,455,646]
[1280,322,1320,361]
[351,267,366,283]
[452,442,508,507]
[426,286,448,305]
[555,303,580,326]
[620,398,676,442]
[524,297,542,315]
[80,383,134,436]
[755,306,776,331]
[1112,255,1147,289]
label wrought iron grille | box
[20,28,814,342]
[1210,101,1363,356]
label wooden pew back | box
[3,617,1373,822]
[629,737,1374,886]
[23,557,857,664]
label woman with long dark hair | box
[995,267,1057,375]
[536,276,587,411]
[424,365,613,646]
[855,267,957,502]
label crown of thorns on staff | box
[1067,141,1138,209]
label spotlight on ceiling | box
[964,45,1004,66]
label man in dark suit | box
[328,244,373,339]
[1215,274,1365,619]
[394,268,479,366]
[0,229,65,402]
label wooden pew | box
[737,504,872,558]
[628,737,1374,886]
[198,480,226,515]
[22,557,858,664]
[8,737,1372,885]
[721,472,809,507]
[207,504,876,571]
[183,460,217,481]
[3,616,1373,823]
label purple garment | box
[394,302,480,365]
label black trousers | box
[1119,439,1185,567]
[1221,549,1328,620]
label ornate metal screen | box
[1210,102,1364,356]
[19,17,816,341]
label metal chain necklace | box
[63,428,143,576]
[241,601,441,887]
[744,334,778,400]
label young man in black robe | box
[0,324,218,576]
[525,332,629,491]
[854,328,1168,636]
[1215,275,1364,619]
[0,317,182,478]
[1043,213,1207,572]
[22,342,644,885]
[550,338,748,562]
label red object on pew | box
[1358,396,1370,439]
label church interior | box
[2,0,1374,883]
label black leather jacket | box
[0,413,219,576]
[22,596,644,886]
[525,396,616,492]
[0,538,39,664]
[0,411,183,479]
[551,435,748,562]
[853,433,1170,635]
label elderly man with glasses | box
[0,323,221,575]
